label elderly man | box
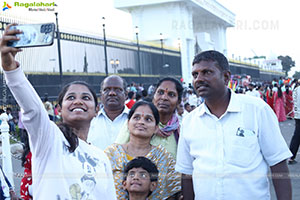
[88,75,129,150]
[176,50,292,200]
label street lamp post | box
[102,17,108,76]
[135,26,141,77]
[110,59,120,74]
[55,12,63,86]
[160,33,164,68]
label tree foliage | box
[293,71,300,80]
[278,55,295,76]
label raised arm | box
[0,23,22,71]
[1,24,57,157]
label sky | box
[218,0,300,75]
[3,0,300,75]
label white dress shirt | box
[88,106,129,150]
[176,91,292,200]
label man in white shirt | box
[245,82,261,98]
[88,75,129,150]
[176,50,292,200]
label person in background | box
[288,81,300,164]
[266,84,275,111]
[126,91,136,109]
[20,130,32,200]
[176,50,292,200]
[274,84,287,122]
[88,75,129,150]
[284,85,294,119]
[43,97,54,121]
[176,103,185,126]
[18,108,27,144]
[184,102,192,113]
[6,107,16,133]
[245,82,260,98]
[122,157,158,200]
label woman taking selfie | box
[0,24,116,199]
[105,101,181,200]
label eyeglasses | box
[127,171,150,179]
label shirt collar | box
[97,105,129,117]
[197,89,241,117]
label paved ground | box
[1,119,300,198]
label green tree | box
[293,71,300,80]
[278,55,295,76]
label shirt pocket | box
[225,134,258,167]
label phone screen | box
[7,23,55,48]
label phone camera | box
[41,24,53,34]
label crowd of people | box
[0,24,297,200]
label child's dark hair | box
[57,81,98,153]
[124,157,159,197]
[128,101,160,125]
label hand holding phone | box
[7,23,55,48]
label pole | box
[102,17,108,76]
[0,113,14,188]
[160,33,164,68]
[55,12,63,87]
[135,27,141,77]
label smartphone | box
[7,23,55,48]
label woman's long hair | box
[57,81,98,153]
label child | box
[123,157,158,200]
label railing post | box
[0,112,14,187]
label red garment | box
[274,92,287,122]
[20,152,32,200]
[126,99,136,109]
[266,89,275,111]
[284,90,294,118]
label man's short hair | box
[124,157,158,182]
[192,50,229,71]
[100,75,127,92]
[128,91,135,99]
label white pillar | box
[0,112,14,188]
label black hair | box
[135,92,142,101]
[21,130,30,167]
[57,81,98,153]
[184,102,190,108]
[192,50,229,71]
[277,85,283,98]
[141,90,148,98]
[128,91,135,99]
[124,157,159,197]
[155,77,183,102]
[100,75,127,92]
[285,85,290,95]
[128,101,159,125]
